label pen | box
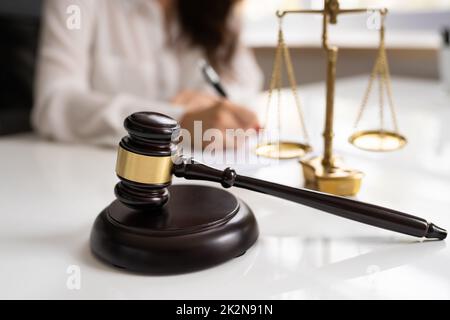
[199,60,261,131]
[199,59,228,98]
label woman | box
[33,0,263,146]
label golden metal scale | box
[256,0,407,196]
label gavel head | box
[114,112,180,210]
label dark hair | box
[175,0,241,75]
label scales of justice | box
[255,0,407,196]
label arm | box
[32,0,184,146]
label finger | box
[186,95,220,112]
[212,108,242,131]
[171,91,185,104]
[172,90,195,105]
[221,102,259,129]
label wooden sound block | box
[90,184,259,275]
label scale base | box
[300,155,364,196]
[90,184,259,275]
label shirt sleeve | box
[32,0,185,147]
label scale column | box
[300,43,363,196]
[322,47,338,169]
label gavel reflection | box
[114,112,446,240]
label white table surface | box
[1,76,450,300]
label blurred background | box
[1,0,449,135]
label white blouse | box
[33,0,263,146]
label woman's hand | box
[180,100,259,131]
[172,90,220,112]
[180,99,260,149]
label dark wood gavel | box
[114,112,446,240]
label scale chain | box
[280,29,310,142]
[262,16,310,145]
[262,27,283,143]
[353,11,399,133]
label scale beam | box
[277,8,386,17]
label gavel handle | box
[173,161,447,240]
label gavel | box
[114,112,446,240]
